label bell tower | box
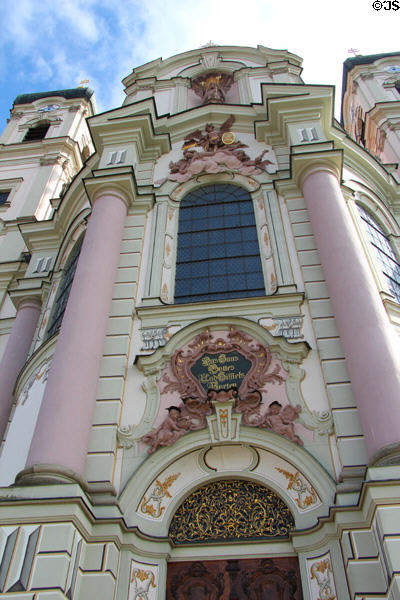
[342,52,400,179]
[0,88,96,220]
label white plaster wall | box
[0,294,16,320]
[0,165,38,220]
[0,370,48,486]
[249,76,273,103]
[154,89,173,116]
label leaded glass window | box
[174,184,265,303]
[358,205,400,303]
[46,239,83,339]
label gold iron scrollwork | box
[169,479,294,544]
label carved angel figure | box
[181,396,212,430]
[200,115,236,151]
[235,389,264,426]
[142,407,190,454]
[207,386,238,403]
[261,401,303,445]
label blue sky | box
[1,0,399,127]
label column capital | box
[92,186,130,209]
[291,150,343,191]
[83,172,135,210]
[9,286,44,311]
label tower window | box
[358,205,400,303]
[0,190,10,205]
[174,184,265,303]
[23,122,50,142]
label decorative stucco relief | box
[162,326,284,400]
[157,116,275,184]
[120,324,332,454]
[307,553,337,600]
[137,452,205,521]
[254,195,277,294]
[141,327,308,453]
[260,316,304,340]
[254,449,322,514]
[129,560,158,600]
[275,467,318,510]
[140,473,181,518]
[191,72,233,104]
[135,446,322,523]
[140,327,169,351]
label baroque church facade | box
[0,44,400,599]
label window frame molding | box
[349,191,400,303]
[35,216,88,349]
[18,116,62,142]
[144,174,295,305]
[0,178,23,211]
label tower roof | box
[341,52,400,122]
[13,87,94,106]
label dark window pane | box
[0,190,10,205]
[175,184,265,303]
[358,205,400,303]
[46,238,83,339]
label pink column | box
[0,298,41,442]
[20,190,128,483]
[302,166,400,463]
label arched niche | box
[119,427,336,537]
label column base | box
[370,442,400,467]
[15,464,88,489]
[15,465,118,505]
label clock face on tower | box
[37,104,60,112]
[385,66,400,73]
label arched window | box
[174,184,265,303]
[169,479,294,543]
[23,121,50,142]
[46,238,83,339]
[357,205,400,303]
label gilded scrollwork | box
[169,479,294,544]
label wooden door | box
[166,557,303,599]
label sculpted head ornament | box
[191,71,234,104]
